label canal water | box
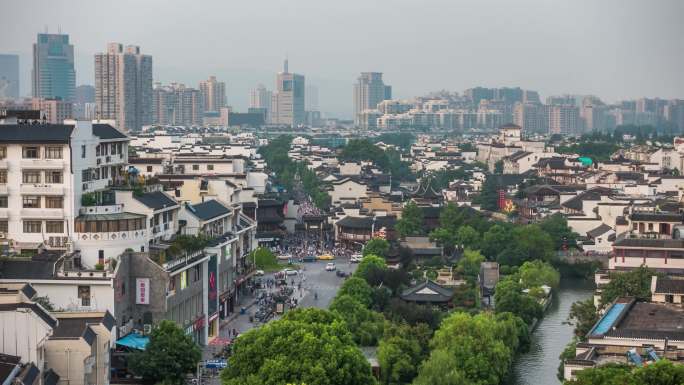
[511,278,594,385]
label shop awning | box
[116,334,150,350]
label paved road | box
[199,258,357,384]
[206,259,357,345]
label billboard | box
[136,278,150,305]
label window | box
[45,196,63,208]
[0,170,6,184]
[180,271,188,290]
[22,171,41,184]
[111,143,117,155]
[648,223,654,231]
[192,165,199,171]
[78,286,91,307]
[102,167,109,179]
[81,145,86,158]
[23,221,41,233]
[146,166,153,172]
[207,165,214,171]
[0,196,8,208]
[0,147,6,159]
[23,196,41,208]
[82,169,91,182]
[0,220,7,233]
[45,147,62,159]
[46,221,64,233]
[47,171,62,184]
[22,147,39,159]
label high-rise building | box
[513,102,546,133]
[32,33,75,101]
[271,59,305,127]
[152,82,202,126]
[546,104,580,135]
[464,87,495,106]
[199,76,226,113]
[306,85,319,112]
[94,43,153,131]
[353,72,392,126]
[30,97,73,124]
[664,100,684,133]
[0,54,20,99]
[249,84,272,122]
[522,90,540,104]
[75,84,95,104]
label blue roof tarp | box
[116,334,150,350]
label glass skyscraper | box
[32,33,75,101]
[0,54,20,99]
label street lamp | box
[371,217,377,238]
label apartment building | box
[271,60,305,127]
[30,98,73,124]
[0,120,129,258]
[95,43,153,132]
[199,76,226,113]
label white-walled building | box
[0,120,129,256]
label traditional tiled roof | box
[92,124,127,140]
[186,200,231,221]
[134,191,178,210]
[400,280,454,303]
[0,124,73,143]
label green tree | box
[33,295,55,311]
[412,349,468,385]
[378,325,424,385]
[557,338,578,381]
[364,238,390,258]
[498,225,555,266]
[396,202,424,238]
[600,266,657,306]
[518,260,561,289]
[566,298,598,339]
[473,175,501,211]
[481,224,513,260]
[539,214,578,250]
[329,295,385,346]
[458,249,485,281]
[129,320,201,385]
[337,277,373,307]
[494,278,543,325]
[356,254,387,281]
[455,225,480,250]
[251,247,278,270]
[421,312,519,385]
[221,308,375,385]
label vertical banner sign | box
[208,255,218,315]
[136,278,150,305]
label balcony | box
[79,204,124,215]
[76,229,148,243]
[20,184,64,195]
[21,208,65,219]
[20,159,65,170]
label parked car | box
[336,270,348,278]
[283,268,298,276]
[325,263,336,271]
[318,254,335,261]
[301,255,316,263]
[277,253,292,261]
[350,254,362,263]
[255,270,265,276]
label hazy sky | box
[1,0,683,118]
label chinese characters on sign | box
[136,278,150,304]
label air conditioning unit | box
[0,232,5,239]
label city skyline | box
[1,0,683,118]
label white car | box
[350,254,362,263]
[283,269,298,276]
[325,263,336,271]
[255,270,265,276]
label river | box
[511,278,594,385]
